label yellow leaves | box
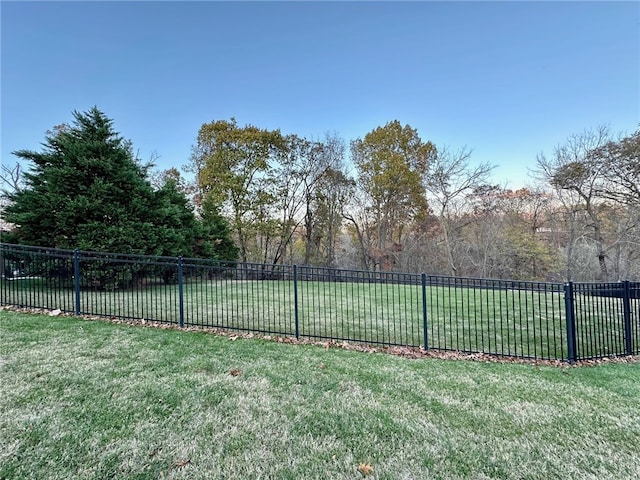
[350,120,432,244]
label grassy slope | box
[1,310,639,480]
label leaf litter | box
[2,305,638,367]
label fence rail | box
[1,243,638,362]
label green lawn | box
[1,310,639,479]
[2,277,573,359]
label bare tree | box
[593,128,640,206]
[343,188,377,271]
[536,126,613,281]
[0,162,24,196]
[423,146,494,276]
[1,163,25,235]
[302,132,353,267]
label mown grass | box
[1,310,639,479]
[2,277,573,359]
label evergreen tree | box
[5,108,163,254]
[3,107,238,286]
[152,178,199,258]
[195,194,239,263]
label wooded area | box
[2,108,639,282]
[189,119,639,282]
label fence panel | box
[76,250,180,325]
[0,244,76,313]
[631,282,640,355]
[2,242,638,361]
[424,277,566,360]
[572,282,637,359]
[181,259,296,337]
[296,267,423,347]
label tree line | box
[2,107,639,283]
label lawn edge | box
[2,304,638,368]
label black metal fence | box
[1,243,638,362]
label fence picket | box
[1,242,637,362]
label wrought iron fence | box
[1,243,638,362]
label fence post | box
[422,273,429,351]
[564,282,577,363]
[178,256,184,328]
[293,265,300,340]
[73,249,81,316]
[622,280,633,355]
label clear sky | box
[2,1,639,189]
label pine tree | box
[3,107,238,287]
[5,107,163,254]
[195,194,239,263]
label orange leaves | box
[358,462,374,476]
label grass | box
[2,277,574,359]
[1,310,639,479]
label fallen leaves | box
[170,458,190,470]
[358,463,374,476]
[3,305,639,367]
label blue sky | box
[2,1,639,189]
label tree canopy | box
[4,107,639,282]
[2,107,237,264]
[191,119,349,266]
[348,120,434,270]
